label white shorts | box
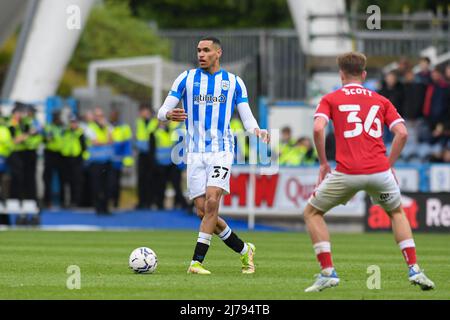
[308,169,402,213]
[186,151,234,200]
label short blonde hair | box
[337,52,367,76]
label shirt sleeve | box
[237,102,259,133]
[235,76,249,105]
[384,100,404,131]
[314,96,331,123]
[157,95,181,121]
[169,71,188,99]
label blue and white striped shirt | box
[168,68,249,153]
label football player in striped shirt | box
[158,37,269,274]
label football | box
[129,247,158,274]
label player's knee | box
[205,197,219,215]
[386,205,403,218]
[195,208,205,219]
[303,204,324,220]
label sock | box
[218,225,246,254]
[192,232,212,263]
[313,241,334,272]
[398,239,417,267]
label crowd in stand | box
[377,57,450,163]
[324,56,450,163]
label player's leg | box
[194,196,228,234]
[194,196,255,273]
[369,170,435,290]
[188,186,222,274]
[303,204,339,292]
[186,153,212,274]
[304,171,359,292]
[208,151,256,273]
[303,203,333,271]
[388,205,435,290]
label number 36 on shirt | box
[338,104,382,138]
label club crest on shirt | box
[221,80,230,91]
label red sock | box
[399,239,417,267]
[402,247,417,266]
[317,252,333,269]
[314,242,333,270]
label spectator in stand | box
[443,148,450,163]
[430,96,450,148]
[379,71,404,115]
[297,137,318,165]
[379,71,404,143]
[415,57,432,85]
[402,70,426,144]
[430,147,450,163]
[79,110,95,207]
[403,70,425,121]
[444,63,450,84]
[278,126,296,165]
[395,56,412,82]
[421,68,450,143]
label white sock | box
[398,239,415,250]
[197,232,212,246]
[240,242,249,255]
[218,225,232,241]
[322,267,334,276]
[313,241,331,255]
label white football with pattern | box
[129,247,158,274]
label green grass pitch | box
[0,230,449,299]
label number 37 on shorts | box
[187,151,234,200]
[211,166,229,179]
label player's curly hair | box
[337,52,367,76]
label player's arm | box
[235,76,269,143]
[388,122,408,167]
[313,116,330,185]
[157,96,187,122]
[313,97,332,185]
[157,71,188,122]
[384,100,408,167]
[237,102,269,143]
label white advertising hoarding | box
[219,166,422,218]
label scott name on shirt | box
[342,87,373,96]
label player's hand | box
[167,108,187,122]
[317,163,331,186]
[254,128,270,143]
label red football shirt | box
[315,83,404,174]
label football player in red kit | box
[304,52,435,292]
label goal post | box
[87,55,251,110]
[87,55,191,109]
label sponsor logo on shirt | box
[194,94,227,104]
[379,193,393,202]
